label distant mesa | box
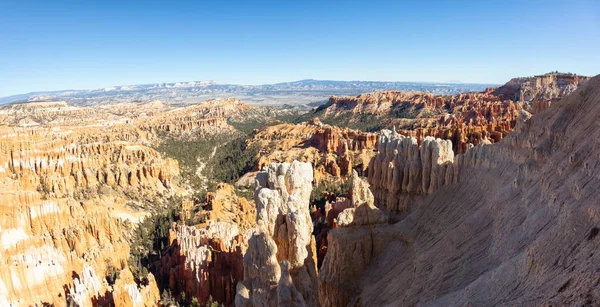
[0,79,496,106]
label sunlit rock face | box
[0,98,250,306]
[313,73,590,154]
[0,147,163,305]
[245,120,377,184]
[159,183,256,306]
[236,161,318,307]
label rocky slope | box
[319,74,600,306]
[493,73,590,110]
[318,171,386,307]
[310,73,589,153]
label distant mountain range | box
[0,79,497,106]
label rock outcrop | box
[236,161,318,307]
[311,73,590,154]
[112,268,160,307]
[160,221,247,306]
[367,131,458,214]
[321,74,600,306]
[493,72,590,111]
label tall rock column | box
[236,161,318,307]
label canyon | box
[311,73,589,153]
[0,72,597,306]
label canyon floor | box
[0,72,598,306]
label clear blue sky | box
[0,0,598,97]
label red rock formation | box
[160,222,247,307]
[0,98,250,306]
[159,184,255,306]
[249,120,378,181]
[314,73,590,154]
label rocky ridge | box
[312,73,589,153]
[319,74,600,305]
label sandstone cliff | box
[367,130,490,215]
[160,221,247,306]
[492,72,590,111]
[0,170,161,306]
[318,171,386,307]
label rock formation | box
[112,268,160,307]
[160,221,247,306]
[159,183,255,306]
[311,72,590,154]
[236,161,318,307]
[0,171,161,306]
[367,131,463,215]
[245,119,377,184]
[320,74,600,306]
[492,72,590,109]
[0,97,255,305]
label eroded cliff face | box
[318,171,386,307]
[0,136,166,305]
[159,183,256,306]
[236,161,318,307]
[241,119,377,185]
[0,98,247,138]
[160,221,247,306]
[313,73,589,154]
[493,73,590,112]
[367,129,494,215]
[320,75,600,306]
[0,98,254,306]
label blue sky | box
[0,0,598,97]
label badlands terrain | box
[0,72,598,306]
